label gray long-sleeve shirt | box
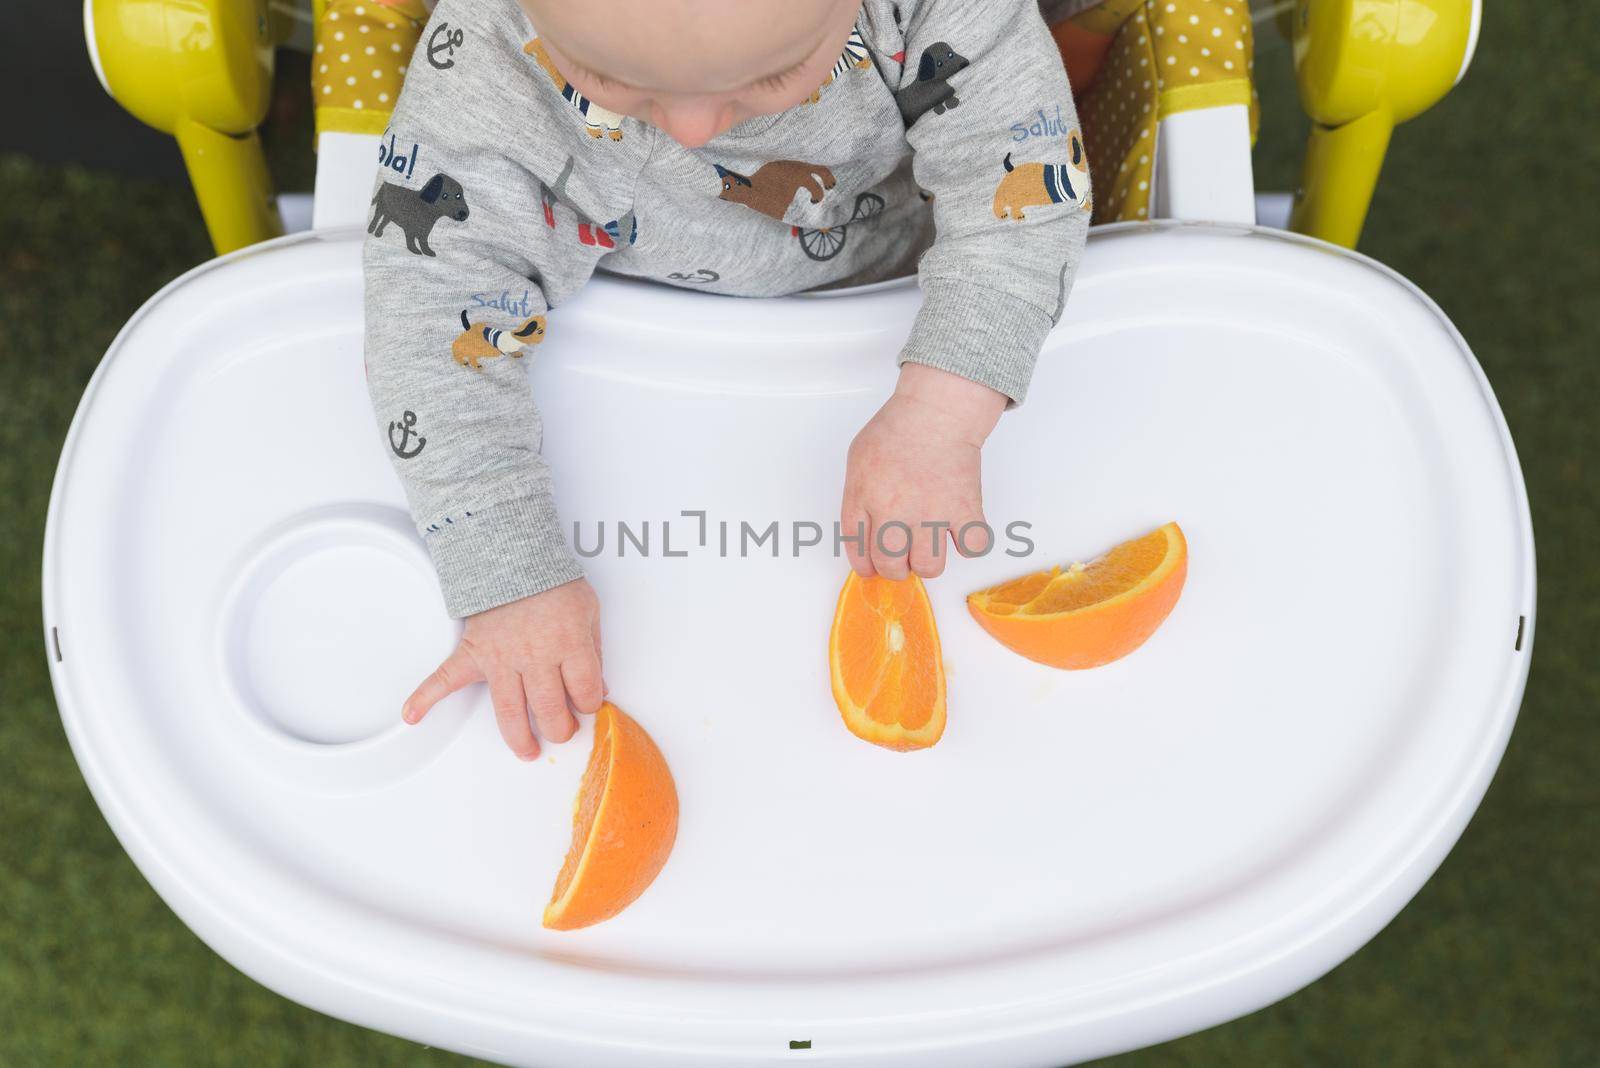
[364,0,1090,618]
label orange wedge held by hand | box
[968,522,1188,669]
[544,702,678,931]
[829,572,947,751]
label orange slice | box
[544,702,678,930]
[828,572,947,750]
[968,522,1187,669]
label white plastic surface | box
[277,192,315,234]
[1153,106,1257,224]
[1254,190,1294,230]
[314,131,383,230]
[44,224,1533,1067]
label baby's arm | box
[844,0,1090,579]
[363,1,629,758]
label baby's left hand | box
[842,363,1008,580]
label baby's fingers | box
[908,518,948,580]
[561,651,605,716]
[952,506,993,558]
[524,665,578,744]
[489,668,540,761]
[841,497,875,578]
[868,512,913,581]
[591,615,608,698]
[403,644,484,725]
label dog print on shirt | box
[714,160,837,222]
[450,309,546,369]
[991,133,1091,221]
[896,43,968,122]
[524,38,625,141]
[368,173,470,256]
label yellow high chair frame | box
[84,0,1479,256]
[84,0,284,253]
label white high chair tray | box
[44,224,1533,1067]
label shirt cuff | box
[422,492,584,618]
[898,277,1055,407]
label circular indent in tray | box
[221,505,456,748]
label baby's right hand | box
[402,578,607,761]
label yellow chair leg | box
[1289,106,1394,250]
[1289,0,1478,249]
[176,119,284,255]
[87,0,281,256]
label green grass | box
[2,4,1596,1064]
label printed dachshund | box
[991,134,1092,221]
[895,43,968,123]
[524,38,626,140]
[369,173,470,256]
[714,160,837,222]
[451,309,546,370]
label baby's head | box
[518,0,861,147]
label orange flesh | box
[548,708,612,907]
[543,703,678,930]
[968,522,1187,669]
[830,573,946,749]
[979,527,1173,617]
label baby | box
[364,0,1091,759]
